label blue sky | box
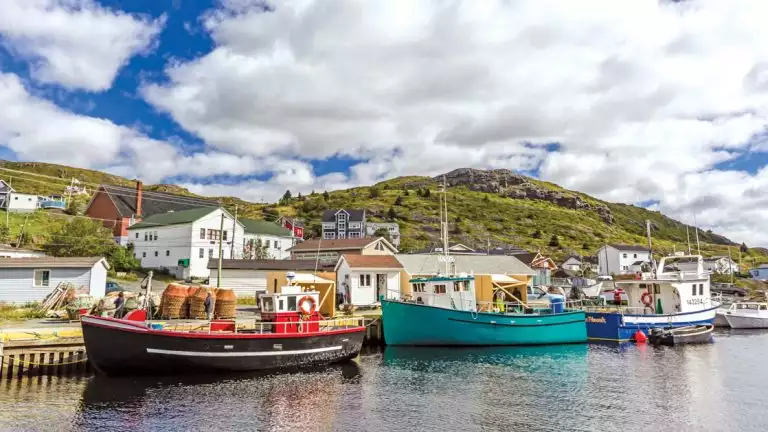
[1,0,768,244]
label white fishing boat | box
[584,253,720,342]
[723,302,768,329]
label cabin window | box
[200,228,205,239]
[199,248,204,258]
[691,285,696,296]
[287,296,297,311]
[359,274,371,287]
[154,251,158,257]
[453,282,462,292]
[33,270,50,287]
[279,299,285,311]
[166,250,170,257]
[699,284,704,295]
[434,284,447,294]
[653,284,661,294]
[262,297,274,312]
[413,283,425,293]
[639,284,647,289]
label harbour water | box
[1,330,767,431]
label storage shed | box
[0,257,109,303]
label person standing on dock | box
[114,292,125,318]
[204,291,213,320]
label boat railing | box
[157,317,366,334]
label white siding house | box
[0,245,46,258]
[561,256,582,271]
[597,244,651,276]
[128,207,244,280]
[6,192,38,213]
[335,254,402,306]
[0,257,108,303]
[703,257,739,275]
[240,219,295,260]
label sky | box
[1,0,768,245]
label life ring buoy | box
[298,296,316,315]
[641,291,653,307]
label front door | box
[377,274,387,301]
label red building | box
[276,216,304,239]
[85,181,217,245]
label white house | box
[335,254,403,306]
[240,219,295,260]
[128,207,244,280]
[597,244,651,276]
[703,256,739,275]
[0,245,46,258]
[6,192,38,213]
[561,256,582,271]
[364,222,401,247]
[0,257,108,303]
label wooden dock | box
[0,333,90,380]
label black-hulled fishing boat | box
[648,324,714,347]
[82,287,365,376]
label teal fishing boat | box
[381,275,587,346]
[381,176,586,346]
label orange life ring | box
[641,291,653,307]
[298,296,316,315]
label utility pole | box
[230,205,238,259]
[16,213,28,248]
[217,211,224,288]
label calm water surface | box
[1,330,766,432]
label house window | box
[142,252,146,258]
[154,251,158,257]
[699,284,704,295]
[209,249,214,258]
[323,232,336,240]
[338,232,346,239]
[633,254,637,258]
[691,284,696,296]
[199,248,204,258]
[166,250,170,257]
[200,228,205,239]
[33,270,50,287]
[144,232,148,241]
[135,233,139,239]
[622,253,627,258]
[207,229,221,241]
[349,232,360,238]
[434,284,447,294]
[153,231,158,241]
[622,266,628,270]
[223,231,228,241]
[359,274,371,287]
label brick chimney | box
[135,180,143,217]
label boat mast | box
[693,214,701,255]
[686,224,692,254]
[441,175,450,275]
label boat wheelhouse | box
[584,254,720,342]
[722,301,768,329]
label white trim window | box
[359,274,372,287]
[33,269,50,287]
[323,231,336,240]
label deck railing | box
[156,317,366,334]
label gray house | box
[0,257,109,304]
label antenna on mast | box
[440,176,450,275]
[685,224,692,255]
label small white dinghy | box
[723,302,768,329]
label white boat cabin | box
[410,275,476,311]
[260,285,320,316]
[615,255,712,315]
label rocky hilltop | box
[438,168,614,224]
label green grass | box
[236,297,257,305]
[0,303,47,321]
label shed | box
[335,254,403,306]
[207,259,335,298]
[6,192,38,213]
[0,257,109,303]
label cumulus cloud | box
[0,0,164,91]
[139,0,768,244]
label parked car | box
[712,283,747,297]
[105,281,124,294]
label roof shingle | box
[240,219,292,237]
[341,254,403,269]
[321,209,365,223]
[101,184,218,218]
[129,207,219,229]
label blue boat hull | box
[381,300,587,346]
[586,308,717,343]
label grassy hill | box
[1,160,764,266]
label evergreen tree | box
[741,242,749,253]
[548,234,561,247]
[423,188,431,198]
[282,190,292,201]
[387,207,398,220]
[369,188,381,199]
[374,227,392,243]
[323,191,330,201]
[532,229,543,239]
[394,195,404,206]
